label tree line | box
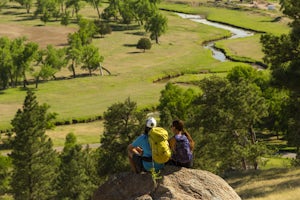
[0,17,107,89]
[0,0,168,89]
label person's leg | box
[128,150,138,173]
[132,154,143,173]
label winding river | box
[176,13,254,62]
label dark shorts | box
[132,154,146,173]
[167,159,193,168]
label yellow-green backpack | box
[148,127,171,164]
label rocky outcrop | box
[93,165,241,200]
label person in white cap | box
[127,117,164,173]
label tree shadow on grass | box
[227,168,300,199]
[260,16,282,23]
[110,24,140,31]
[127,51,142,54]
[123,44,137,47]
[12,16,38,22]
[239,178,300,199]
[126,31,146,36]
[2,11,26,15]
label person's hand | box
[135,146,143,156]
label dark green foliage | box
[35,0,60,23]
[261,0,300,92]
[261,0,300,159]
[119,0,135,25]
[280,0,300,40]
[97,97,147,177]
[94,20,112,38]
[78,18,97,45]
[0,37,39,89]
[132,0,157,25]
[61,11,71,26]
[101,4,118,21]
[56,133,96,200]
[145,12,168,44]
[0,155,11,195]
[156,75,270,174]
[286,98,300,155]
[81,44,104,76]
[158,82,196,128]
[136,37,152,52]
[9,89,58,200]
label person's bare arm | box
[128,144,143,157]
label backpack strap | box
[141,156,152,162]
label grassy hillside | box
[225,167,300,200]
[1,1,269,130]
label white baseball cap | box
[146,117,157,128]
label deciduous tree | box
[261,0,300,159]
[97,98,146,177]
[190,76,269,173]
[145,12,167,44]
[81,44,104,76]
[158,82,196,127]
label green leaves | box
[98,97,147,177]
[149,168,162,186]
[145,12,168,44]
[158,82,196,127]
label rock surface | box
[93,165,241,200]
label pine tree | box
[97,97,146,177]
[9,89,58,200]
[56,133,94,200]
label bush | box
[137,38,152,52]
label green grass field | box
[0,1,291,131]
[225,167,300,200]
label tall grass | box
[225,167,300,200]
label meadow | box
[225,167,300,200]
[0,0,290,132]
[0,0,299,199]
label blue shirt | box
[132,134,164,172]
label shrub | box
[137,38,152,52]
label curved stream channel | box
[176,13,254,62]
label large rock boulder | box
[93,165,241,200]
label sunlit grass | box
[46,120,103,146]
[261,157,292,169]
[225,167,300,200]
[0,7,237,130]
[160,0,290,35]
[215,34,264,63]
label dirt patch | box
[0,24,77,48]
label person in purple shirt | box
[127,117,164,173]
